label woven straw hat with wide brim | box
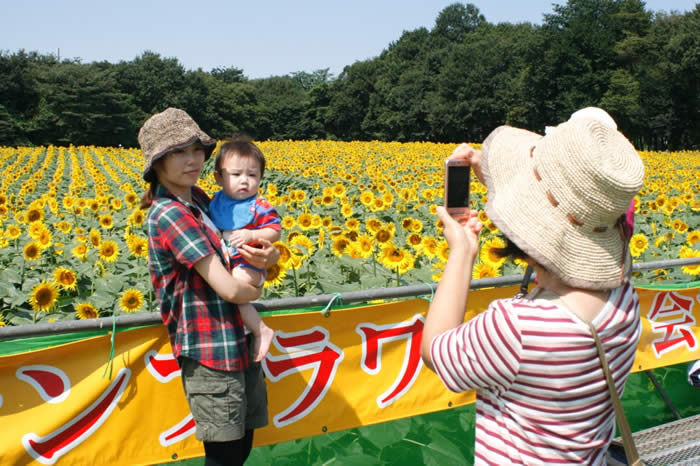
[481,118,644,290]
[138,107,216,182]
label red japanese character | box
[22,368,131,465]
[647,291,698,357]
[262,326,344,428]
[356,314,424,408]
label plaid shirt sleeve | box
[148,185,248,372]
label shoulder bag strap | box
[584,320,642,466]
[552,293,642,466]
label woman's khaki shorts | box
[180,349,268,442]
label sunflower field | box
[0,142,698,326]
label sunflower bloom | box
[331,237,351,257]
[629,233,649,258]
[473,262,500,279]
[688,231,700,247]
[23,242,42,261]
[274,242,293,267]
[128,236,149,258]
[120,289,144,313]
[99,214,114,229]
[89,229,101,247]
[6,224,21,240]
[72,243,88,261]
[75,302,99,319]
[264,263,287,287]
[99,240,119,263]
[54,267,78,291]
[480,237,507,269]
[29,280,59,312]
[297,213,313,230]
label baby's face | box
[215,153,262,200]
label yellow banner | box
[1,284,699,465]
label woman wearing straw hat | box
[139,108,280,465]
[421,113,644,464]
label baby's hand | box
[228,229,255,247]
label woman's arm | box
[193,253,262,304]
[420,207,482,371]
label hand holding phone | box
[444,158,471,217]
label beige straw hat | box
[481,116,645,289]
[138,107,216,182]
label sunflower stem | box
[292,265,299,297]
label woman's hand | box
[436,206,482,265]
[238,239,280,270]
[450,143,484,185]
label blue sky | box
[1,0,696,79]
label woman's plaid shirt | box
[147,184,248,371]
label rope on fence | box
[1,257,698,341]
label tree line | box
[0,0,697,150]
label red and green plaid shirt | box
[147,184,248,371]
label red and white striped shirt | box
[431,281,640,465]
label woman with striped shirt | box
[420,109,644,465]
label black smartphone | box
[444,159,471,217]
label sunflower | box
[128,235,149,258]
[124,192,138,206]
[128,209,146,227]
[687,231,700,247]
[473,262,499,279]
[36,229,53,250]
[29,280,59,312]
[480,237,508,269]
[374,228,394,245]
[26,206,44,223]
[341,205,353,218]
[264,263,287,287]
[679,246,700,276]
[281,216,296,229]
[406,232,423,249]
[274,241,293,267]
[297,213,313,230]
[331,236,351,257]
[120,289,144,313]
[365,217,382,234]
[378,244,414,274]
[99,214,114,229]
[421,236,439,259]
[671,219,689,234]
[72,243,88,261]
[290,234,315,256]
[317,228,325,250]
[401,217,414,231]
[6,224,20,240]
[89,228,101,247]
[629,233,649,258]
[55,221,72,234]
[23,242,42,261]
[28,222,46,240]
[75,302,99,320]
[345,218,360,231]
[359,191,374,206]
[353,233,375,259]
[54,267,78,291]
[111,198,123,210]
[410,219,423,232]
[99,240,119,262]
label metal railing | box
[1,257,698,341]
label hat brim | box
[481,126,627,289]
[142,136,216,182]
